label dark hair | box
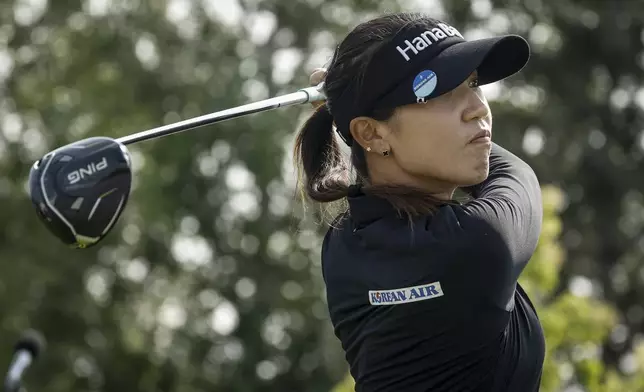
[293,12,451,220]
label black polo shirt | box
[321,144,545,392]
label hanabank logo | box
[396,23,464,62]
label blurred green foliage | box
[0,0,641,391]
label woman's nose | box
[462,90,490,122]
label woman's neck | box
[367,168,457,200]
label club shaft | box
[116,86,326,146]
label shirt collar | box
[347,187,399,226]
[346,184,460,226]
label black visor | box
[332,19,531,146]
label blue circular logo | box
[413,70,437,101]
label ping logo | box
[396,23,464,62]
[67,157,109,185]
[369,281,444,306]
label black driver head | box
[28,136,132,249]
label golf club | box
[28,84,326,249]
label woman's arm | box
[460,143,543,268]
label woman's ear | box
[349,117,391,154]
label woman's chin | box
[458,168,490,187]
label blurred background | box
[0,0,643,391]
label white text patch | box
[369,282,444,306]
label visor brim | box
[370,34,530,112]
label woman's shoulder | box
[323,204,465,254]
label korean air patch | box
[369,281,444,306]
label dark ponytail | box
[293,104,350,203]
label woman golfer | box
[294,12,544,392]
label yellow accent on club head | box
[99,188,118,199]
[74,234,100,249]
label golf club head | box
[28,136,132,248]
